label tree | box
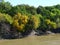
[0,1,12,14]
[25,15,40,30]
[0,13,13,24]
[0,13,13,39]
[37,6,51,19]
[13,13,29,32]
[26,6,37,15]
[45,19,57,30]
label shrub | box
[0,13,13,24]
[13,13,29,31]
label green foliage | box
[0,1,12,14]
[45,19,57,29]
[0,13,13,24]
[0,1,60,39]
[3,14,13,24]
[56,18,60,28]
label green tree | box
[45,19,57,30]
[0,13,13,24]
[0,1,12,14]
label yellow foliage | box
[13,19,19,27]
[45,19,57,29]
[13,13,40,31]
[31,15,40,29]
[45,19,51,24]
[13,13,29,31]
[50,22,57,29]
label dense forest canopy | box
[0,0,60,39]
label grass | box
[0,34,60,45]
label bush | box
[0,13,13,24]
[13,13,29,32]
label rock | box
[35,30,46,36]
[46,31,55,35]
[29,30,36,36]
